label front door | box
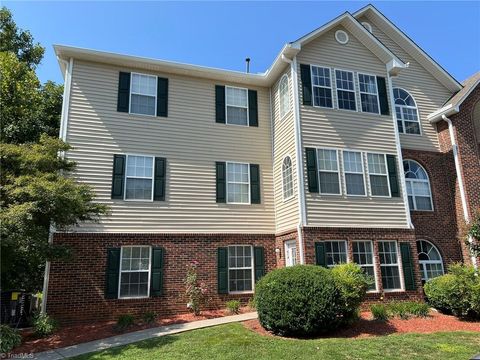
[284,240,297,267]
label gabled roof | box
[353,4,462,93]
[428,72,480,122]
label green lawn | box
[74,323,480,360]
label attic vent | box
[335,30,349,45]
[361,22,373,33]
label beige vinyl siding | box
[65,60,274,233]
[296,26,409,228]
[272,67,299,233]
[358,16,453,152]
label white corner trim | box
[58,57,74,142]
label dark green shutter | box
[400,243,416,291]
[154,157,166,201]
[216,162,226,203]
[217,247,228,294]
[254,247,265,282]
[306,148,319,193]
[105,248,120,299]
[386,155,400,197]
[300,64,312,106]
[157,77,168,117]
[248,90,258,127]
[111,155,126,199]
[117,72,130,112]
[377,77,390,115]
[315,242,327,267]
[150,247,164,297]
[250,164,261,204]
[215,85,226,123]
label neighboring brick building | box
[46,5,478,324]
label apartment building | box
[46,5,479,323]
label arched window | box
[403,160,433,211]
[393,88,420,135]
[416,240,444,281]
[282,156,294,200]
[279,75,290,118]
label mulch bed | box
[14,308,250,354]
[243,310,480,339]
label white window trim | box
[317,147,342,195]
[361,22,373,33]
[366,152,392,198]
[417,239,445,282]
[118,246,152,299]
[129,72,157,117]
[335,30,349,44]
[357,72,381,115]
[324,240,349,268]
[352,240,378,293]
[404,159,434,212]
[310,64,333,109]
[124,153,155,202]
[284,240,297,267]
[228,245,255,294]
[379,240,404,292]
[282,155,294,202]
[393,87,423,136]
[225,85,249,127]
[279,74,291,119]
[334,68,358,112]
[226,161,251,205]
[342,149,367,197]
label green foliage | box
[0,325,22,353]
[424,263,479,318]
[1,136,108,291]
[141,311,157,324]
[331,263,370,323]
[255,265,367,336]
[0,6,44,69]
[370,304,388,321]
[388,301,430,319]
[247,298,256,310]
[116,314,135,331]
[33,313,58,337]
[226,300,241,315]
[463,208,480,257]
[184,261,208,316]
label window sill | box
[117,296,150,300]
[228,291,254,295]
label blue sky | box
[5,1,480,85]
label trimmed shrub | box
[141,311,157,324]
[255,265,361,336]
[226,300,241,315]
[0,325,22,353]
[33,313,58,337]
[116,314,135,330]
[424,263,479,318]
[370,304,389,321]
[331,263,370,323]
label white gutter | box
[41,57,73,314]
[386,71,413,229]
[288,55,307,264]
[442,115,477,269]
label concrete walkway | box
[33,312,258,359]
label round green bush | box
[255,265,362,336]
[0,325,22,353]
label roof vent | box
[335,30,349,45]
[361,22,373,33]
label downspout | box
[442,114,478,269]
[41,57,73,314]
[283,54,306,264]
[386,71,413,229]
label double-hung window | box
[226,162,250,204]
[343,151,366,196]
[279,75,290,118]
[378,241,402,291]
[335,70,356,111]
[393,88,420,135]
[311,66,333,108]
[130,73,157,116]
[125,155,154,201]
[226,86,248,126]
[367,153,390,197]
[404,160,433,211]
[325,241,348,267]
[358,74,380,114]
[317,148,341,194]
[282,156,294,200]
[352,241,376,291]
[119,246,151,298]
[228,245,253,293]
